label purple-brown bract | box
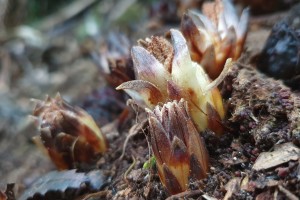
[146,99,209,194]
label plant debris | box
[19,170,106,200]
[0,184,16,200]
[253,142,300,171]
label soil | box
[1,1,300,200]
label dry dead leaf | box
[223,178,241,200]
[19,170,106,200]
[240,175,249,190]
[202,194,218,200]
[253,142,300,171]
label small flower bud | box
[32,94,108,169]
[181,0,249,79]
[146,99,209,194]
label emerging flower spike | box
[31,94,108,170]
[146,99,209,194]
[181,0,249,79]
[117,29,225,135]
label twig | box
[123,155,136,183]
[278,185,298,200]
[81,190,108,200]
[165,189,203,200]
[118,118,147,160]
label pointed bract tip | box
[55,92,62,100]
[170,29,186,46]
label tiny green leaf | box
[143,156,156,169]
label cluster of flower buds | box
[116,0,251,194]
[117,29,225,135]
[146,99,209,194]
[31,94,108,170]
[181,0,249,79]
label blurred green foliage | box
[113,3,147,32]
[26,0,75,23]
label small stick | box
[165,189,204,200]
[81,190,108,200]
[123,156,136,183]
